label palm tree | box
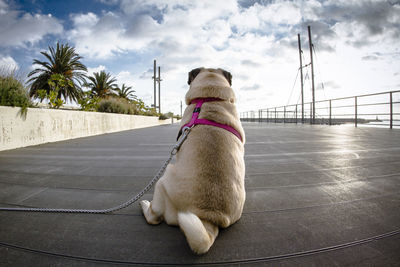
[115,84,136,100]
[85,71,118,98]
[27,42,87,102]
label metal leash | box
[0,127,192,214]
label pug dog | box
[140,68,245,254]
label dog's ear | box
[221,69,232,86]
[188,68,203,85]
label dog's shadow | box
[134,215,247,263]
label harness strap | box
[177,98,243,142]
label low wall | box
[0,106,174,151]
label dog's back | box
[140,68,245,254]
[170,104,245,227]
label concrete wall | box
[0,106,174,151]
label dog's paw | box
[140,200,150,212]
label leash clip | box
[171,126,193,155]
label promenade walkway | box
[0,123,399,266]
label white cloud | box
[67,1,240,60]
[87,65,106,76]
[115,70,135,89]
[230,4,260,33]
[71,12,99,27]
[59,1,320,111]
[68,12,128,58]
[0,55,19,71]
[258,1,301,25]
[0,4,63,47]
[97,0,119,5]
[1,0,399,114]
[308,0,400,49]
[241,84,261,91]
[0,0,7,10]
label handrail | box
[241,90,400,129]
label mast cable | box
[286,68,300,106]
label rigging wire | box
[296,88,302,105]
[286,68,300,106]
[312,44,327,101]
[303,65,311,97]
[313,44,332,116]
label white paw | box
[140,200,150,211]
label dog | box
[140,68,245,254]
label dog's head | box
[188,68,232,86]
[185,67,235,105]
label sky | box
[1,0,399,115]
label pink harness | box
[178,98,243,142]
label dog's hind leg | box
[140,181,165,225]
[178,212,219,254]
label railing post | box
[329,100,332,126]
[284,106,286,123]
[275,108,277,123]
[310,103,312,124]
[390,92,393,129]
[261,110,263,123]
[295,104,298,124]
[267,109,269,123]
[355,96,358,127]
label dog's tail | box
[177,212,219,254]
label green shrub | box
[0,72,32,115]
[159,114,169,120]
[97,97,137,114]
[159,112,181,120]
[78,91,100,111]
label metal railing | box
[240,90,400,129]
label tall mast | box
[153,60,157,111]
[308,25,315,124]
[158,66,161,114]
[298,34,304,123]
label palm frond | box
[85,70,118,98]
[27,41,88,102]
